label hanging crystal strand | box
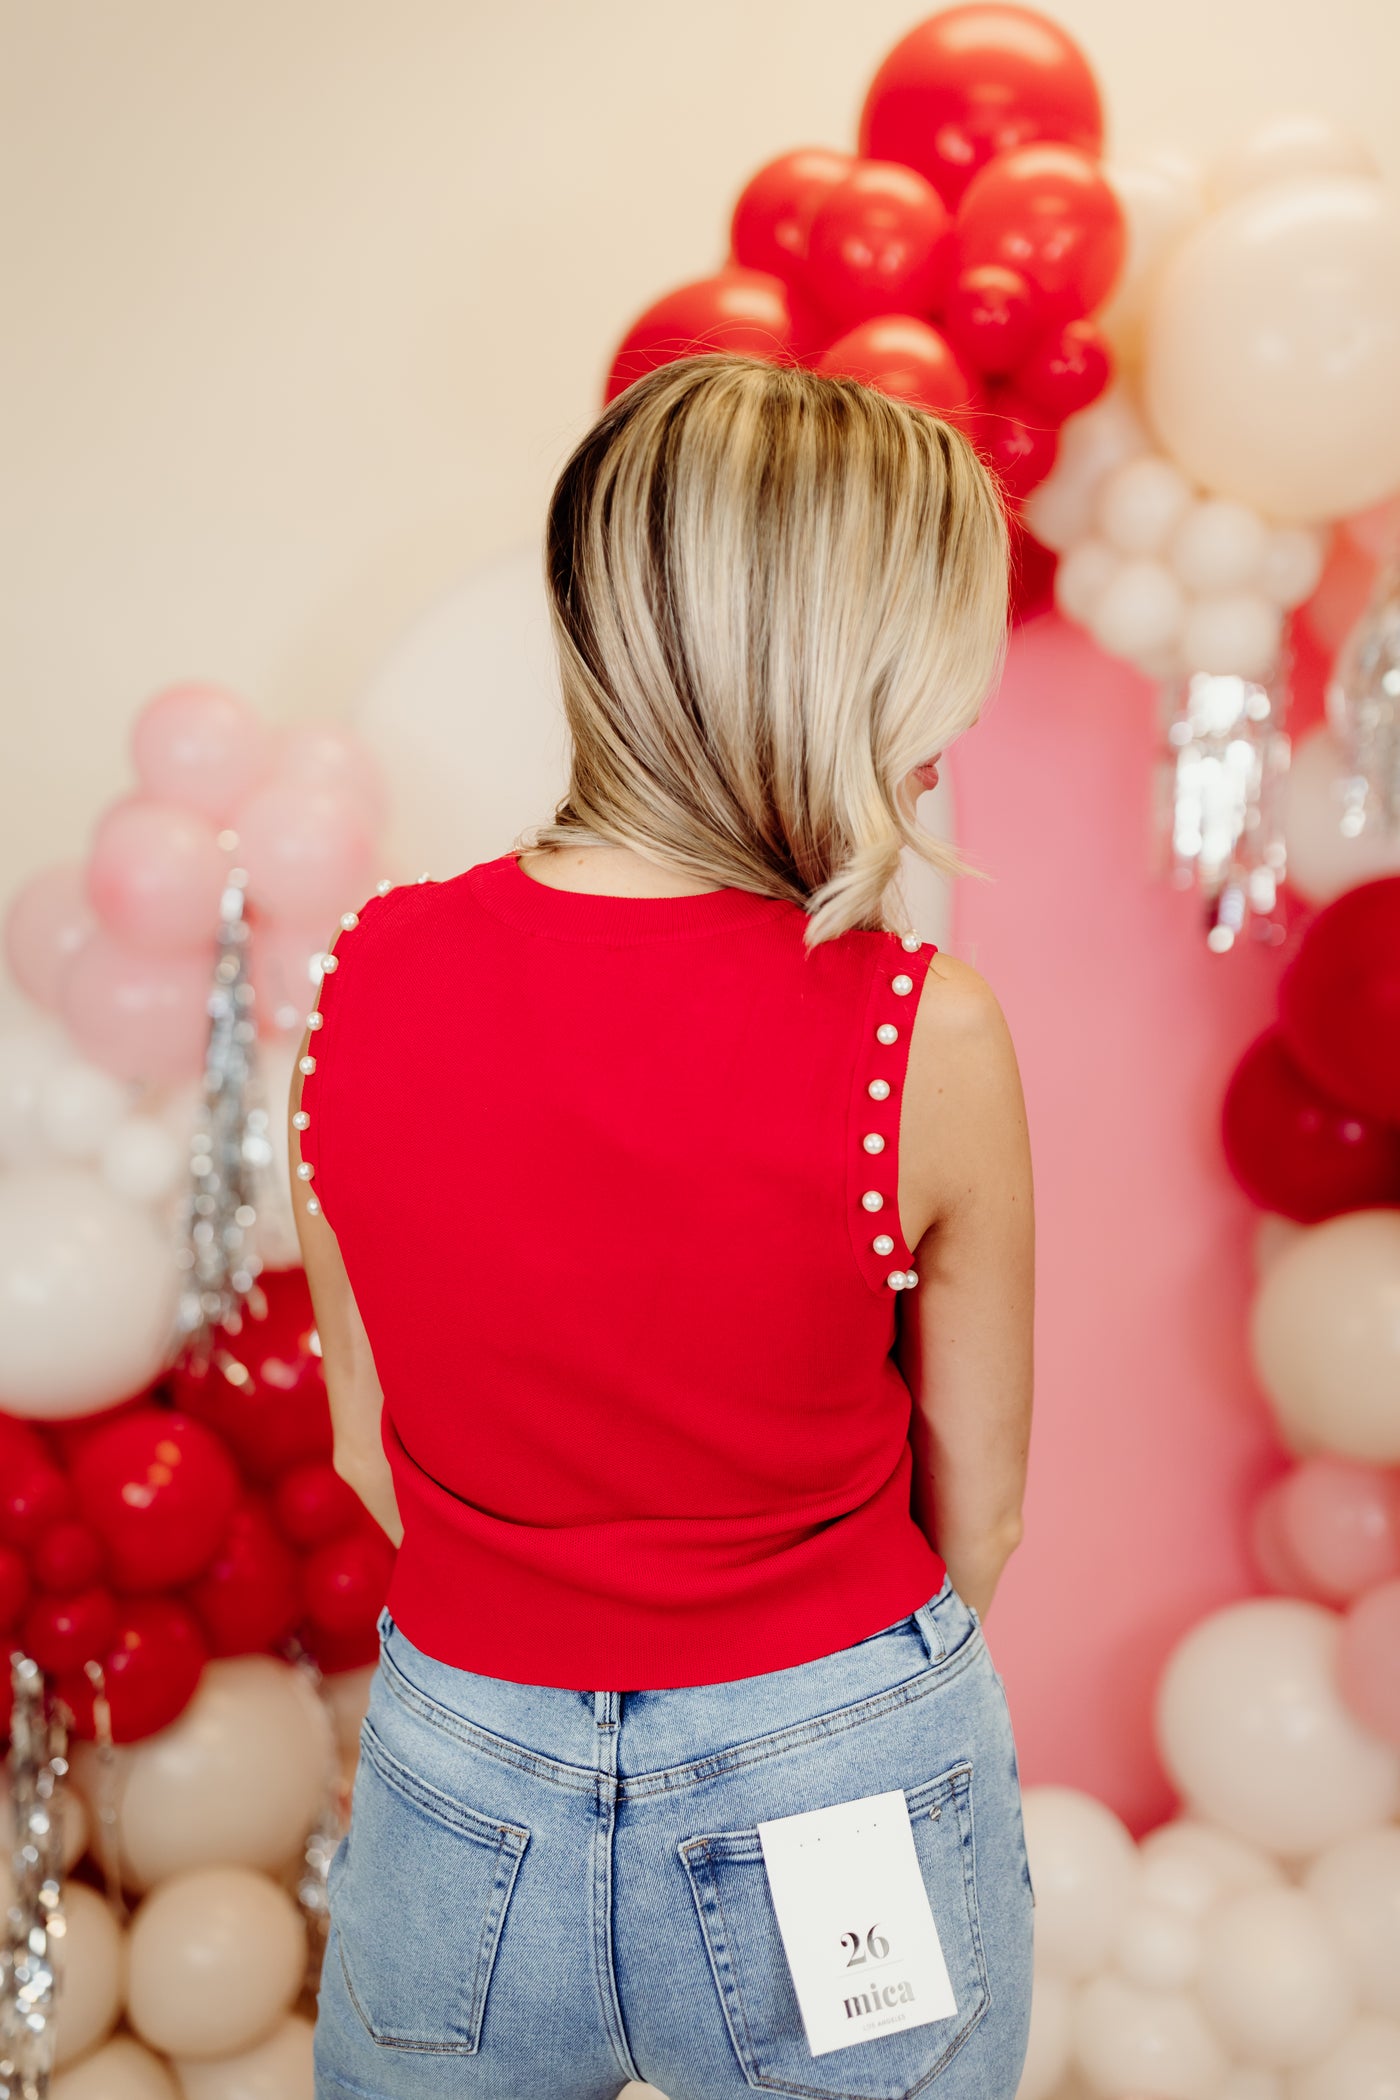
[1327,527,1400,840]
[79,1663,127,1928]
[171,865,272,1370]
[281,1632,349,1988]
[1152,631,1293,953]
[0,1653,69,2100]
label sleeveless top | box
[295,850,947,1690]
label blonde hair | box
[520,352,1011,945]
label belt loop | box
[913,1596,947,1666]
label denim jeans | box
[313,1572,1035,2100]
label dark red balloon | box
[71,1407,240,1592]
[185,1496,301,1656]
[168,1266,333,1483]
[272,1460,362,1549]
[956,143,1126,327]
[942,264,1042,375]
[0,1418,74,1547]
[967,387,1060,501]
[730,147,854,286]
[55,1596,207,1742]
[0,1545,29,1632]
[604,269,796,405]
[1008,512,1058,625]
[21,1586,120,1676]
[859,4,1104,209]
[816,315,980,426]
[304,1619,382,1674]
[1278,876,1400,1124]
[31,1518,105,1595]
[302,1526,395,1638]
[803,162,955,332]
[1013,317,1110,419]
[1223,1025,1400,1221]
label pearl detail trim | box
[862,1133,885,1154]
[867,1078,891,1100]
[876,1024,898,1045]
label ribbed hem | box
[465,852,797,945]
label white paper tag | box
[757,1788,958,2056]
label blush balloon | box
[232,781,373,929]
[803,161,955,330]
[1278,876,1400,1123]
[957,142,1128,327]
[56,1595,208,1743]
[270,725,390,837]
[816,315,980,424]
[58,931,212,1084]
[1277,1458,1400,1602]
[1250,1477,1331,1599]
[131,683,274,824]
[2,863,96,1012]
[604,269,796,404]
[71,1408,241,1592]
[86,799,231,955]
[1222,1024,1400,1221]
[1337,1580,1400,1745]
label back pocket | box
[330,1715,529,2053]
[679,1760,990,2100]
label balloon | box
[0,1011,80,1166]
[1154,1597,1400,1857]
[1086,555,1184,659]
[58,930,211,1084]
[301,1524,395,1637]
[51,2036,180,2100]
[1179,592,1284,681]
[1251,1213,1400,1464]
[271,722,390,836]
[1277,876,1400,1122]
[51,1881,126,2068]
[125,1866,305,2059]
[1197,1886,1356,2069]
[86,798,231,954]
[69,1654,333,1890]
[1169,497,1271,591]
[1142,176,1400,521]
[1096,152,1209,366]
[858,6,1104,210]
[1256,524,1326,608]
[603,268,796,404]
[1208,114,1379,208]
[101,1114,184,1204]
[0,1544,28,1630]
[37,1058,134,1161]
[1283,725,1400,905]
[2,863,96,1012]
[1015,1969,1074,2100]
[1287,2018,1400,2100]
[729,148,854,287]
[55,1595,208,1742]
[1072,1973,1229,2098]
[1344,490,1400,562]
[1221,1025,1400,1222]
[231,781,374,929]
[1018,1784,1138,1980]
[1137,1818,1287,1920]
[1113,1894,1200,1990]
[956,143,1127,327]
[173,2014,315,2100]
[1012,318,1110,420]
[1300,525,1376,653]
[1273,1458,1400,1601]
[815,315,978,422]
[184,1496,302,1655]
[1248,1477,1330,1598]
[1303,1824,1400,2019]
[72,1408,239,1591]
[131,683,274,823]
[245,918,331,1039]
[0,1416,74,1542]
[168,1268,331,1481]
[271,1459,361,1547]
[21,1586,120,1674]
[1337,1579,1400,1744]
[1097,456,1195,557]
[968,387,1060,501]
[31,1517,105,1593]
[941,264,1040,375]
[801,160,955,330]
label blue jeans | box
[314,1573,1035,2100]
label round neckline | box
[466,851,795,944]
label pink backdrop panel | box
[948,610,1291,1836]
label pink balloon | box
[1337,1577,1400,1744]
[247,920,331,1036]
[272,725,390,835]
[58,930,211,1083]
[1299,527,1376,654]
[131,682,274,823]
[1343,492,1400,563]
[2,864,96,1010]
[232,781,374,925]
[1249,1477,1330,1599]
[86,799,231,954]
[1277,1457,1400,1602]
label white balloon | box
[1286,2013,1400,2100]
[1282,724,1400,904]
[101,1114,184,1203]
[70,1657,333,1892]
[36,1059,135,1160]
[1250,1210,1400,1464]
[0,1164,179,1417]
[0,1011,71,1165]
[52,1881,126,2068]
[1257,524,1327,608]
[1303,1823,1400,2018]
[1097,455,1195,556]
[1024,384,1155,552]
[1143,176,1400,521]
[1169,498,1270,593]
[1138,1817,1288,1922]
[1216,2069,1286,2100]
[1072,1973,1229,2098]
[1021,466,1102,555]
[1196,1884,1355,2067]
[51,2036,180,2100]
[126,1868,305,2061]
[1015,1967,1074,2100]
[173,2012,314,2099]
[1208,115,1379,206]
[1020,1785,1140,1980]
[1099,151,1211,359]
[1114,1894,1201,1990]
[1155,1598,1400,1857]
[1089,558,1185,658]
[1178,592,1283,679]
[1053,538,1118,625]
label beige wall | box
[5,0,1397,908]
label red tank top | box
[296,851,946,1690]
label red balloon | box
[0,1418,74,1547]
[168,1266,333,1482]
[803,162,955,332]
[967,387,1060,502]
[0,1545,29,1632]
[302,1526,395,1638]
[272,1459,362,1549]
[956,143,1126,327]
[31,1518,105,1595]
[71,1406,240,1592]
[185,1496,301,1656]
[1013,317,1110,419]
[1222,1024,1400,1222]
[1278,876,1400,1124]
[55,1595,207,1743]
[305,1619,383,1674]
[604,269,796,404]
[730,147,854,286]
[942,264,1042,376]
[816,315,980,425]
[21,1586,120,1676]
[1008,512,1058,625]
[859,4,1104,209]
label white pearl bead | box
[296,1161,315,1181]
[321,953,339,973]
[377,879,393,894]
[886,1270,909,1290]
[299,1056,316,1075]
[901,932,922,952]
[418,871,431,882]
[867,1078,891,1100]
[861,1191,884,1213]
[872,1233,895,1256]
[292,1111,310,1130]
[306,1196,321,1216]
[892,974,914,996]
[306,1011,324,1031]
[862,1133,886,1154]
[876,1024,898,1045]
[905,1270,919,1287]
[340,912,359,930]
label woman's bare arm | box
[895,953,1034,1623]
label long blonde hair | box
[521,353,1011,945]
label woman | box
[292,352,1035,2100]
